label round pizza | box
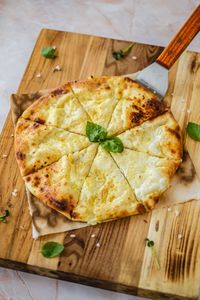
[15,76,183,224]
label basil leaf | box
[112,43,133,60]
[41,242,64,258]
[0,209,10,223]
[86,122,107,142]
[41,47,57,59]
[146,238,154,248]
[101,137,124,153]
[187,122,200,141]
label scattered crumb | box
[153,90,157,94]
[132,56,137,60]
[11,134,14,137]
[187,109,191,114]
[36,73,41,78]
[91,234,96,238]
[167,207,172,212]
[53,65,62,72]
[20,225,25,230]
[178,234,183,239]
[96,242,100,247]
[13,188,18,193]
[52,45,57,50]
[175,210,180,217]
[70,234,76,238]
[143,219,148,223]
[11,191,17,197]
[2,154,8,158]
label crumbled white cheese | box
[11,191,17,197]
[53,65,62,72]
[11,134,14,137]
[70,234,76,238]
[36,73,41,78]
[13,188,18,193]
[91,234,96,238]
[175,210,180,217]
[2,154,8,158]
[132,56,137,60]
[52,45,57,50]
[167,207,172,212]
[178,234,183,239]
[96,242,100,247]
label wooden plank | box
[0,28,200,299]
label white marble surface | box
[0,1,199,299]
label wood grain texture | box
[156,4,200,69]
[0,29,200,300]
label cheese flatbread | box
[107,78,165,135]
[73,147,145,223]
[24,144,98,219]
[15,118,91,176]
[15,76,183,224]
[112,149,180,209]
[21,83,90,135]
[118,112,182,160]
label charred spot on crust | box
[70,211,78,218]
[34,118,45,124]
[137,203,146,214]
[131,112,144,123]
[50,198,74,213]
[167,127,181,140]
[145,98,162,112]
[45,174,49,178]
[51,87,67,96]
[33,176,40,186]
[32,123,40,129]
[26,176,31,182]
[16,151,26,160]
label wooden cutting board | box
[0,29,200,300]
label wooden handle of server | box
[156,5,200,69]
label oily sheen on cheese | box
[15,76,183,223]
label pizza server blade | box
[130,4,200,100]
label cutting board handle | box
[156,4,200,69]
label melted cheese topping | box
[74,147,138,223]
[15,118,91,175]
[22,93,89,135]
[112,149,178,205]
[118,112,182,160]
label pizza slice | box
[112,149,180,210]
[24,144,98,220]
[15,118,92,176]
[118,112,182,160]
[107,77,166,135]
[21,83,90,135]
[73,147,145,223]
[71,76,122,128]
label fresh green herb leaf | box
[186,122,200,141]
[112,43,134,60]
[41,242,64,258]
[86,122,107,142]
[41,47,57,59]
[145,238,160,270]
[146,238,154,247]
[101,137,124,153]
[0,209,10,223]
